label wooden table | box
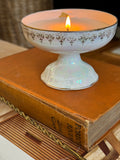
[0,39,120,160]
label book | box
[0,48,119,151]
[83,40,120,66]
[1,112,120,160]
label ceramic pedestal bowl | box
[21,9,117,90]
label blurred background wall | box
[0,0,53,47]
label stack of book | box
[0,43,119,153]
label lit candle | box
[26,9,116,32]
[22,9,117,90]
[65,16,71,31]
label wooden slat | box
[8,115,83,153]
[0,110,17,123]
[98,141,110,156]
[0,115,86,160]
[1,123,68,159]
[106,131,120,155]
[103,149,119,160]
[1,123,71,159]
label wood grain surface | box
[0,115,86,160]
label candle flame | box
[65,16,71,31]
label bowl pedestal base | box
[41,53,98,90]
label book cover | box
[0,48,119,150]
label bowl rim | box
[21,8,118,33]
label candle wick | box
[67,28,69,31]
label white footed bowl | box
[21,9,117,90]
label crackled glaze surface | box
[21,9,117,90]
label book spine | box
[0,79,88,149]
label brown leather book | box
[0,48,119,151]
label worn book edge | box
[0,77,89,150]
[0,96,86,160]
[0,75,120,151]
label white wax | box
[29,17,108,31]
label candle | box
[29,16,110,32]
[29,17,109,31]
[27,9,116,32]
[22,9,117,90]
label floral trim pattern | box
[22,25,115,46]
